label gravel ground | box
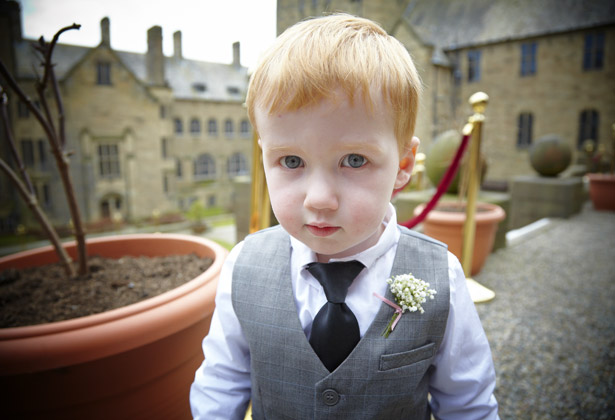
[474,204,615,419]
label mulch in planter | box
[0,254,213,328]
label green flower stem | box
[382,312,400,338]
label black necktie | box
[306,260,365,372]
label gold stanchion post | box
[249,129,270,234]
[462,92,495,303]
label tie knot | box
[306,261,365,303]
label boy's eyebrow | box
[261,144,299,154]
[338,142,386,154]
[264,142,385,155]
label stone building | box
[0,1,251,231]
[277,0,615,182]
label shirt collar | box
[290,203,400,270]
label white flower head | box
[387,273,437,315]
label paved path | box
[473,204,615,419]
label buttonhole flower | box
[374,273,437,338]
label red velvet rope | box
[398,132,472,229]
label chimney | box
[100,17,110,46]
[173,30,182,59]
[146,25,165,85]
[232,41,240,67]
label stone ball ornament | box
[425,130,463,194]
[529,134,572,177]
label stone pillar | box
[147,26,165,85]
[509,176,585,229]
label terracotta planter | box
[587,173,615,211]
[0,233,227,420]
[414,202,506,275]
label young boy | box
[191,14,499,419]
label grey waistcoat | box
[232,225,450,420]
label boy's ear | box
[394,136,420,190]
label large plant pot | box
[414,202,505,275]
[0,233,227,420]
[587,173,615,211]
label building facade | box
[277,0,615,182]
[0,1,251,231]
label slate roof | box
[14,39,248,103]
[404,0,615,50]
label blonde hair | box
[246,13,422,151]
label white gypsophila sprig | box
[378,273,437,338]
[387,273,437,314]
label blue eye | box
[281,155,303,169]
[342,154,367,168]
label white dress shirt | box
[190,204,499,419]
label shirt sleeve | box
[428,252,500,420]
[190,242,252,420]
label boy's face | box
[256,92,416,262]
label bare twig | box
[0,23,87,276]
[38,24,81,88]
[0,60,58,150]
[0,90,74,277]
[0,159,75,277]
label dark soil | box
[0,254,213,328]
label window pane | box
[225,119,234,137]
[98,143,120,177]
[468,50,481,82]
[174,118,183,134]
[176,158,183,177]
[190,118,201,134]
[578,109,600,148]
[194,154,216,179]
[516,113,533,148]
[208,119,218,136]
[240,120,250,137]
[21,139,34,165]
[17,101,29,118]
[227,152,248,176]
[97,62,111,85]
[521,42,537,76]
[37,139,47,169]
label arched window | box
[190,118,201,135]
[227,152,248,177]
[194,153,216,180]
[208,118,218,137]
[225,119,234,138]
[578,109,599,148]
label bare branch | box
[0,158,75,277]
[0,22,88,277]
[0,60,59,148]
[49,66,66,148]
[39,24,81,88]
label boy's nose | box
[304,173,339,211]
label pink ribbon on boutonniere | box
[373,292,403,333]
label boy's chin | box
[308,240,367,262]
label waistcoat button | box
[322,389,340,406]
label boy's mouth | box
[305,224,340,237]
